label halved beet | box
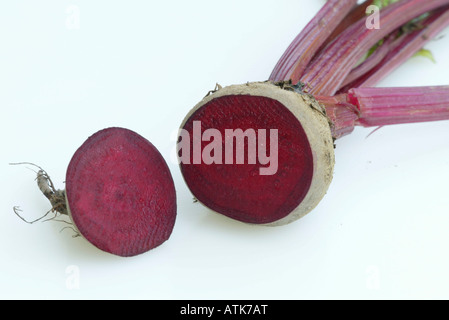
[179,82,335,226]
[65,127,176,257]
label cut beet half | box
[65,127,177,257]
[178,82,335,226]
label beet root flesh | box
[66,127,176,257]
[179,83,335,226]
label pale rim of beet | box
[65,127,177,257]
[178,82,335,226]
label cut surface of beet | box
[180,94,314,224]
[66,127,176,257]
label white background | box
[1,0,449,300]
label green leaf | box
[372,0,400,10]
[373,0,383,8]
[413,49,436,63]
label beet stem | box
[350,85,449,127]
[300,0,449,96]
[339,6,449,91]
[316,85,449,137]
[339,33,396,89]
[269,0,358,82]
[320,0,375,50]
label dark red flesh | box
[66,127,176,257]
[180,95,314,224]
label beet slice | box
[181,95,313,224]
[65,127,176,257]
[179,82,335,225]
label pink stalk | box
[299,0,449,96]
[340,7,449,91]
[320,0,375,50]
[269,0,357,83]
[350,86,449,126]
[317,85,449,137]
[315,94,360,138]
[339,34,397,89]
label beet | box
[177,0,449,226]
[179,83,335,226]
[18,127,177,257]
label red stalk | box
[315,94,360,138]
[300,0,449,96]
[350,86,449,126]
[269,0,358,83]
[320,0,375,50]
[339,6,449,91]
[317,86,449,137]
[339,34,396,89]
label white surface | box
[1,0,449,300]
